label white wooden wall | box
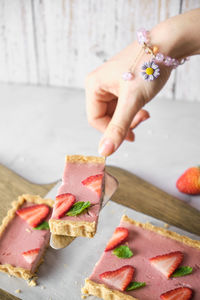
[0,0,199,101]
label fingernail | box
[126,131,135,142]
[129,132,135,141]
[99,138,115,156]
[142,115,150,121]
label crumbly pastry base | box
[82,279,138,300]
[121,215,200,249]
[50,155,105,238]
[0,253,45,283]
[49,219,96,237]
[0,194,54,281]
[82,215,200,300]
[66,154,105,164]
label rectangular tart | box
[82,215,200,300]
[0,194,53,282]
[49,155,105,238]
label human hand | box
[86,40,172,156]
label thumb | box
[98,89,144,156]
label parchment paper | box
[0,184,199,300]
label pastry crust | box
[49,219,96,238]
[121,215,200,249]
[82,215,200,300]
[50,155,105,237]
[0,194,53,281]
[66,154,105,164]
[82,279,138,300]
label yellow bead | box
[153,46,159,55]
[146,67,154,75]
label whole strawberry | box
[176,166,200,195]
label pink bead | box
[171,58,179,68]
[137,28,149,44]
[122,72,133,81]
[180,58,186,65]
[155,53,164,62]
[164,56,173,66]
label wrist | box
[150,9,200,59]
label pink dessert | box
[0,194,53,281]
[83,215,200,300]
[49,155,105,237]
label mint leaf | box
[66,201,91,216]
[172,266,193,277]
[34,221,49,230]
[112,245,133,258]
[126,281,146,291]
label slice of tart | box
[49,155,105,238]
[82,215,200,300]
[0,194,53,283]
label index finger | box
[85,78,117,132]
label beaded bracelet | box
[122,28,189,81]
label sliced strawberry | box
[160,287,193,300]
[100,265,134,292]
[22,248,40,264]
[149,251,183,278]
[52,193,76,218]
[105,227,129,251]
[82,174,103,197]
[16,204,50,228]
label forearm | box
[150,8,200,59]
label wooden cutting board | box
[0,163,200,300]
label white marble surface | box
[0,83,200,210]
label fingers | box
[85,71,150,157]
[130,109,150,129]
[98,87,145,156]
[85,74,117,132]
[87,100,118,135]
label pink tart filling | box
[89,219,200,300]
[0,202,51,273]
[51,161,105,222]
